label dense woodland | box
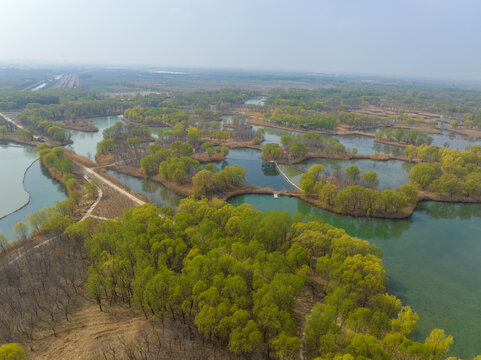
[264,87,481,116]
[83,198,465,360]
[0,89,94,110]
[299,164,418,217]
[406,145,481,198]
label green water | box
[225,148,293,190]
[0,160,67,240]
[106,169,182,209]
[280,158,413,190]
[229,194,481,357]
[67,115,123,160]
[2,113,480,356]
[67,115,172,158]
[0,141,38,218]
[251,124,404,156]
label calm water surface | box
[106,169,182,209]
[280,158,413,190]
[224,148,293,190]
[244,96,266,106]
[67,115,123,160]
[0,141,38,218]
[252,124,404,156]
[0,160,67,240]
[2,114,480,356]
[229,194,481,357]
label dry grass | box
[29,298,241,360]
[30,299,147,360]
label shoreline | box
[0,159,38,221]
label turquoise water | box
[0,160,67,240]
[229,194,481,357]
[106,169,182,209]
[0,141,38,218]
[280,158,413,190]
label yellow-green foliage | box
[0,343,26,359]
[83,198,462,359]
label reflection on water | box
[0,141,38,218]
[251,124,404,156]
[286,158,413,190]
[261,161,279,176]
[106,169,182,209]
[229,194,481,357]
[0,161,67,240]
[225,148,293,190]
[67,115,124,160]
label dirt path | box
[0,111,24,129]
[80,165,145,206]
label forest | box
[82,198,463,360]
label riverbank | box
[123,116,170,127]
[274,151,419,165]
[108,163,297,202]
[62,119,99,132]
[248,117,377,137]
[0,133,43,147]
[0,159,37,220]
[442,126,481,141]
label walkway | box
[274,161,301,191]
[0,112,24,129]
[81,166,145,206]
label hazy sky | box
[1,0,481,80]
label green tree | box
[272,332,301,360]
[425,329,453,360]
[13,222,28,241]
[262,143,282,161]
[362,171,379,187]
[409,163,441,189]
[392,306,418,335]
[0,343,27,360]
[289,141,307,159]
[345,166,360,182]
